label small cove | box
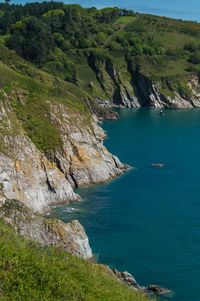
[54,108,200,301]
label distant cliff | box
[2,3,200,110]
[84,52,200,109]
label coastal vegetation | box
[1,2,200,101]
[0,220,149,301]
[1,2,200,300]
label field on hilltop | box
[1,2,200,101]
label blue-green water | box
[54,109,200,301]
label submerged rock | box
[0,199,92,259]
[151,163,165,168]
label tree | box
[7,17,55,64]
[189,52,200,64]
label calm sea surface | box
[54,109,200,301]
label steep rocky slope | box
[0,54,127,213]
[0,199,92,259]
[3,4,200,110]
[0,217,150,301]
[78,52,200,109]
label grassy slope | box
[125,14,200,78]
[0,46,91,158]
[97,14,200,81]
[0,220,150,301]
[59,13,200,99]
[2,5,200,101]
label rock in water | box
[146,284,171,295]
[151,163,165,168]
[112,268,171,296]
[0,199,92,259]
[112,269,140,290]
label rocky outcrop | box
[0,96,127,213]
[0,199,92,259]
[51,105,128,187]
[0,136,79,212]
[112,269,140,291]
[85,52,200,109]
[132,70,200,109]
[112,268,171,296]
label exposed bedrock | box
[112,268,171,296]
[0,199,92,259]
[86,52,200,109]
[0,99,127,213]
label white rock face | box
[0,140,79,212]
[117,72,200,109]
[0,199,92,259]
[0,100,127,213]
[50,104,127,187]
[63,220,93,259]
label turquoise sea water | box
[54,109,200,301]
[14,0,200,21]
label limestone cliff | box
[0,89,127,213]
[51,104,127,187]
[0,199,92,259]
[79,52,200,109]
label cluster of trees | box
[1,1,200,82]
[1,3,131,64]
[183,43,200,65]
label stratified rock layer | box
[85,53,200,109]
[0,98,127,213]
[0,199,92,259]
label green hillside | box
[0,220,150,301]
[0,44,92,158]
[1,2,200,101]
[0,3,198,299]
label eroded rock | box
[0,199,92,259]
[0,100,127,213]
[112,269,140,290]
[112,268,171,296]
[145,284,171,295]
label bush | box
[183,42,199,52]
[116,35,129,47]
[189,52,200,64]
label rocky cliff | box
[0,84,127,213]
[80,52,200,109]
[0,199,92,259]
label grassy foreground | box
[0,221,150,301]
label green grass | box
[114,16,137,26]
[2,4,200,100]
[1,7,200,155]
[0,47,92,159]
[0,220,151,301]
